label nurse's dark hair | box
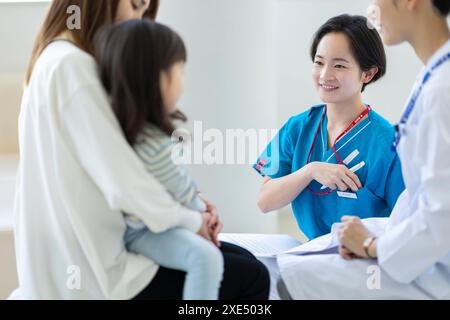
[432,0,450,16]
[94,19,187,146]
[310,14,386,92]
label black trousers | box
[132,242,270,300]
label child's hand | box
[197,212,213,242]
[199,194,222,247]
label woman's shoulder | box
[34,40,99,86]
[366,107,397,157]
[281,104,325,138]
[285,104,325,127]
[367,107,396,137]
[26,40,105,110]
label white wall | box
[158,0,279,233]
[0,1,49,153]
[0,1,49,72]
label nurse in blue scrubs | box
[255,14,405,240]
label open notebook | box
[218,218,388,258]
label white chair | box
[0,154,19,299]
[0,72,22,299]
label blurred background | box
[0,0,429,299]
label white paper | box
[218,233,301,258]
[219,218,388,259]
[284,233,336,255]
[284,217,388,256]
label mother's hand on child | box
[338,216,373,259]
[197,212,213,242]
[199,194,223,247]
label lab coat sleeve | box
[56,56,201,234]
[377,87,450,284]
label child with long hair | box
[94,19,223,300]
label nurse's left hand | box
[338,216,374,259]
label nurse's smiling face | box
[312,32,367,105]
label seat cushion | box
[0,154,19,231]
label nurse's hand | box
[338,216,374,259]
[308,162,362,192]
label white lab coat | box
[10,41,202,299]
[278,39,450,299]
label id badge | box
[337,191,358,199]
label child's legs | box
[125,227,224,300]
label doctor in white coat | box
[279,0,450,299]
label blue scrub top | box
[254,104,405,240]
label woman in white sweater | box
[11,0,269,300]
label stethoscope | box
[306,105,372,196]
[392,52,450,150]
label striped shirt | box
[125,124,206,229]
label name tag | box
[337,191,358,199]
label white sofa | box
[0,73,22,299]
[0,155,17,231]
[1,0,51,299]
[0,156,19,300]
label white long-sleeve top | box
[377,39,450,298]
[10,40,202,299]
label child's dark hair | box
[94,19,187,145]
[310,14,386,92]
[432,0,450,16]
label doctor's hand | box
[307,162,362,192]
[199,194,223,247]
[338,245,357,260]
[338,216,374,259]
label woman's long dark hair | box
[94,19,187,145]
